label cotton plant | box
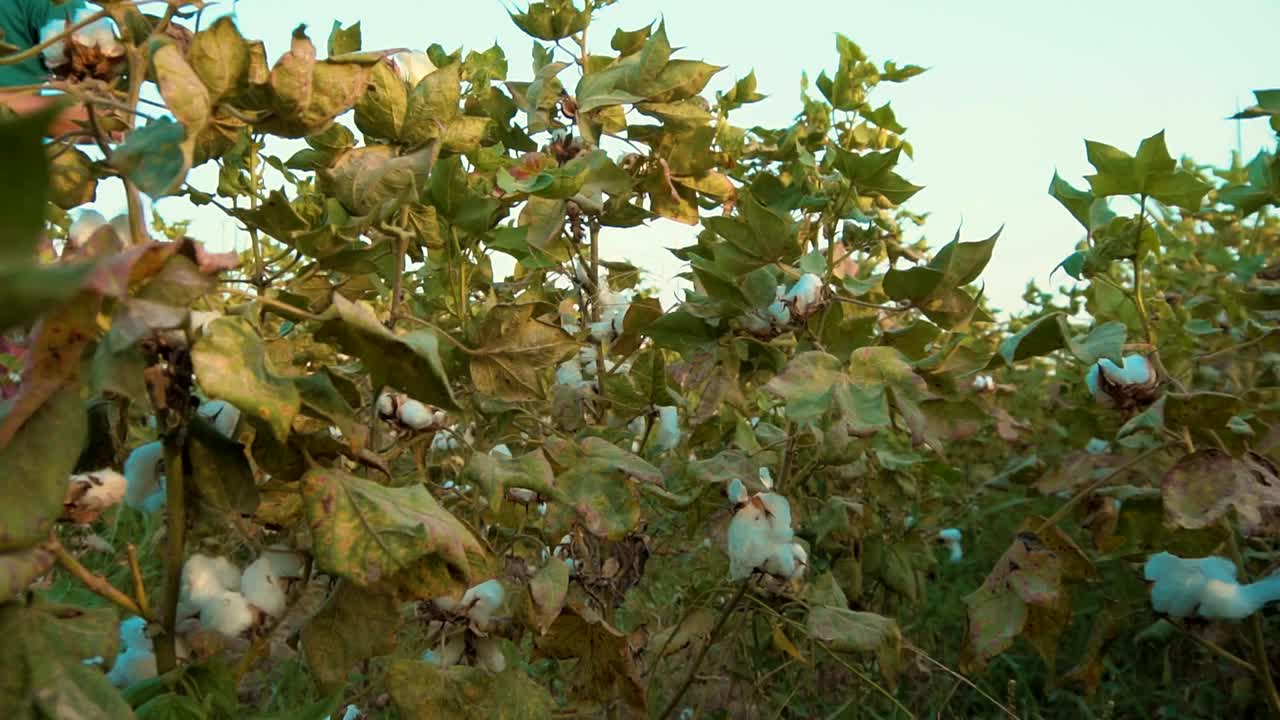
[1144,552,1280,621]
[1086,354,1157,407]
[937,528,963,563]
[725,478,806,583]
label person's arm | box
[0,91,92,137]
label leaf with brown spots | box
[301,580,399,694]
[300,466,486,588]
[534,591,646,713]
[386,659,555,720]
[0,301,97,449]
[191,317,301,443]
[470,304,578,402]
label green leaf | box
[186,414,259,516]
[387,660,555,720]
[882,266,942,302]
[1162,450,1280,536]
[470,304,577,401]
[999,313,1069,365]
[187,16,251,102]
[355,61,410,141]
[301,581,398,694]
[1219,150,1279,217]
[764,351,845,424]
[110,117,190,198]
[643,309,717,354]
[327,21,361,56]
[0,602,128,719]
[1048,172,1094,230]
[153,40,211,136]
[295,371,369,451]
[828,146,923,206]
[546,437,652,540]
[402,63,462,146]
[509,1,592,41]
[465,449,565,511]
[807,606,901,654]
[524,558,570,635]
[301,465,485,586]
[0,104,57,262]
[1083,131,1211,210]
[928,226,1000,287]
[315,294,458,411]
[0,386,86,550]
[48,146,97,210]
[0,542,55,603]
[192,318,301,443]
[1068,321,1126,365]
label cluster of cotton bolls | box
[1086,354,1157,407]
[40,8,124,73]
[725,478,807,584]
[176,548,305,641]
[737,273,825,336]
[376,390,449,431]
[1143,552,1280,621]
[422,579,508,673]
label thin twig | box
[657,580,750,720]
[156,433,187,674]
[126,543,150,618]
[907,645,1019,719]
[1038,445,1164,531]
[51,536,150,619]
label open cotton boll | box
[783,273,824,316]
[64,469,127,521]
[727,478,748,506]
[727,492,796,580]
[1085,438,1111,455]
[397,399,436,430]
[461,579,505,630]
[431,429,460,451]
[197,400,241,439]
[1144,551,1280,620]
[200,589,255,638]
[107,647,157,688]
[120,616,151,653]
[240,556,291,618]
[766,298,792,327]
[123,441,166,512]
[327,705,361,720]
[972,374,995,392]
[1087,354,1155,404]
[491,444,513,458]
[654,406,679,452]
[788,543,809,580]
[69,210,106,246]
[40,19,70,68]
[376,391,397,418]
[71,9,123,56]
[422,630,466,667]
[181,553,242,611]
[388,50,436,87]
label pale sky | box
[107,0,1279,314]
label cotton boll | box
[388,50,437,87]
[181,553,242,611]
[71,9,123,56]
[107,647,157,688]
[589,320,616,343]
[397,399,436,430]
[475,636,506,673]
[260,546,305,580]
[765,298,791,327]
[200,590,255,638]
[1085,438,1111,455]
[241,557,289,618]
[972,375,994,392]
[69,210,107,247]
[1102,355,1154,386]
[1144,551,1280,620]
[120,616,151,653]
[64,469,127,520]
[376,391,397,418]
[431,429,460,451]
[123,441,166,512]
[40,19,70,69]
[783,273,824,316]
[938,528,962,544]
[654,406,679,452]
[462,579,505,630]
[556,360,585,387]
[491,444,513,459]
[197,400,241,439]
[726,492,796,580]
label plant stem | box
[1164,619,1256,674]
[1221,517,1280,715]
[657,580,750,720]
[589,217,608,415]
[155,433,187,674]
[388,206,410,328]
[50,536,149,619]
[247,137,265,288]
[1131,194,1152,345]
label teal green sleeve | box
[0,0,90,88]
